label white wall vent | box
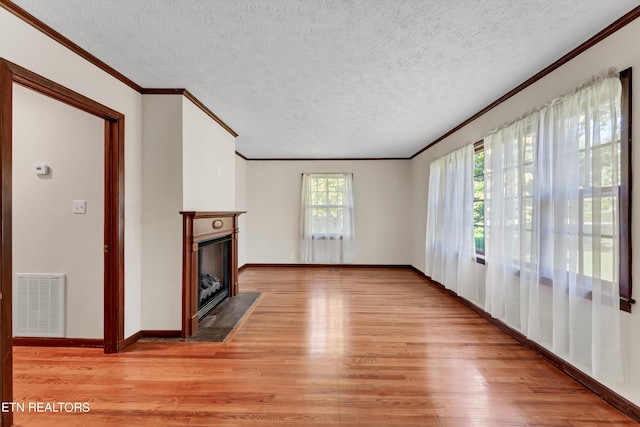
[13,273,65,337]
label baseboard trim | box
[241,263,413,269]
[409,266,640,423]
[119,331,142,351]
[120,330,183,351]
[12,337,104,348]
[141,330,182,339]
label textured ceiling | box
[11,0,640,158]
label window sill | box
[310,235,344,241]
[514,268,634,313]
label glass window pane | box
[474,151,484,176]
[600,237,616,283]
[474,179,484,201]
[583,198,592,234]
[327,191,337,205]
[474,225,485,253]
[579,151,585,188]
[317,178,327,192]
[591,144,616,187]
[524,141,534,164]
[523,197,533,228]
[596,102,616,146]
[600,196,615,236]
[583,236,616,282]
[474,201,484,224]
[582,236,593,278]
[523,230,532,263]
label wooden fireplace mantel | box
[180,211,245,337]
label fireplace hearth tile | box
[190,291,261,342]
[140,292,261,343]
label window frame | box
[619,67,633,312]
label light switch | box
[72,200,86,214]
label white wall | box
[411,17,640,406]
[246,160,413,265]
[140,95,238,331]
[0,7,143,338]
[235,155,248,268]
[182,98,236,211]
[141,95,183,330]
[12,84,104,339]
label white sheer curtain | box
[300,173,355,263]
[484,117,537,331]
[425,144,480,303]
[485,73,623,381]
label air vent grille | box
[13,273,65,337]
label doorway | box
[13,83,104,342]
[0,59,125,426]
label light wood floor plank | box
[12,267,637,426]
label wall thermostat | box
[33,164,49,175]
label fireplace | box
[181,211,244,337]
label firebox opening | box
[197,235,231,321]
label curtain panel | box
[425,144,481,303]
[300,173,355,263]
[484,73,623,382]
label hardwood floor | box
[12,267,637,426]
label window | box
[480,69,632,311]
[473,141,485,262]
[573,86,621,291]
[303,174,352,239]
[300,173,355,263]
[537,71,631,309]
